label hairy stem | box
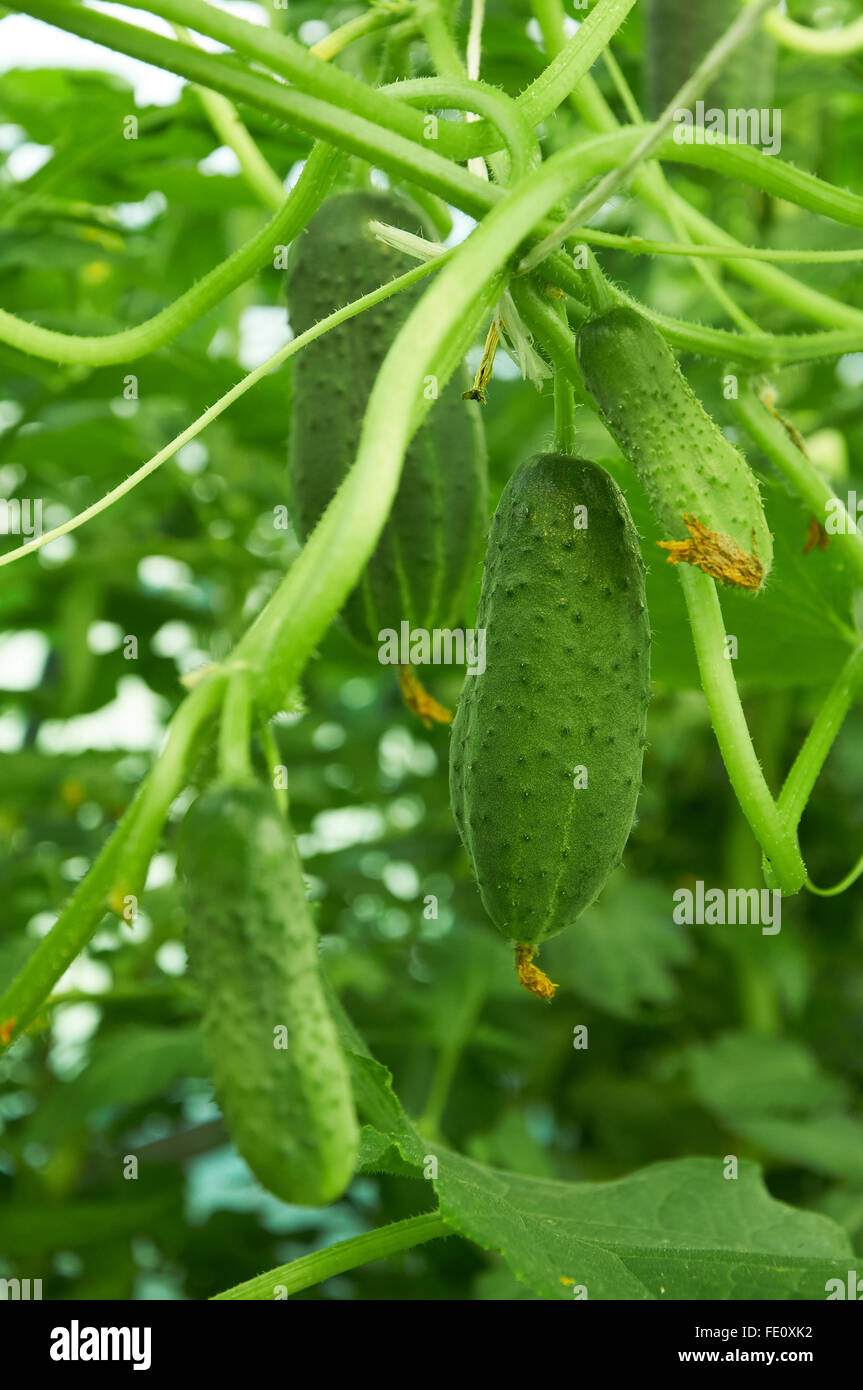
[310,3,414,62]
[678,568,806,894]
[212,1212,448,1299]
[176,22,287,212]
[733,384,863,589]
[0,672,226,1046]
[532,0,863,332]
[520,0,778,271]
[777,647,863,833]
[0,143,341,364]
[218,666,254,785]
[0,255,448,567]
[764,9,863,56]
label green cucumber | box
[644,0,776,118]
[179,782,359,1206]
[576,306,773,592]
[286,190,487,650]
[449,454,650,993]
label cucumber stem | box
[678,567,806,895]
[520,0,778,272]
[212,1212,448,1299]
[733,384,863,591]
[0,671,226,1049]
[309,3,414,63]
[173,23,286,212]
[219,666,255,785]
[777,646,863,834]
[551,301,577,453]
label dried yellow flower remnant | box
[515,943,557,1002]
[399,665,452,729]
[658,514,764,592]
[804,516,829,555]
[463,318,501,405]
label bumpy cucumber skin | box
[644,0,776,118]
[449,454,650,947]
[287,190,487,648]
[179,784,358,1206]
[576,307,773,588]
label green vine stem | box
[776,646,863,834]
[532,0,863,334]
[677,567,806,894]
[508,279,588,399]
[174,24,287,212]
[806,849,863,897]
[310,2,415,63]
[520,0,778,272]
[417,0,465,78]
[218,666,254,785]
[673,196,863,332]
[733,384,863,590]
[0,254,448,567]
[626,307,863,366]
[381,76,539,183]
[552,304,578,455]
[764,8,863,56]
[595,37,760,335]
[11,0,492,213]
[213,1212,448,1299]
[0,142,342,364]
[259,723,289,816]
[4,30,863,363]
[571,227,863,266]
[124,0,637,163]
[0,671,226,1047]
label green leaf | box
[21,1025,206,1143]
[421,1151,853,1300]
[0,1197,170,1256]
[734,1113,863,1182]
[686,1032,849,1118]
[684,1034,863,1181]
[334,1028,853,1300]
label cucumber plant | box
[2,0,863,1304]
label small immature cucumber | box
[576,306,773,592]
[449,455,650,992]
[286,190,487,650]
[179,782,359,1206]
[644,0,776,118]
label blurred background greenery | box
[1,0,863,1299]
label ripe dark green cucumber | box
[449,455,650,994]
[576,306,772,592]
[644,0,776,118]
[286,190,487,650]
[179,782,358,1206]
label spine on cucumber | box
[449,455,651,990]
[286,190,487,650]
[179,781,359,1206]
[576,306,772,592]
[644,0,776,118]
